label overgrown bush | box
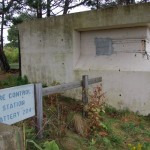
[84,84,106,136]
[4,46,19,63]
[0,75,29,88]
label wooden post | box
[82,75,89,104]
[82,75,88,117]
[35,83,43,139]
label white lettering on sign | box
[0,84,35,125]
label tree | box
[0,0,24,71]
[24,0,89,17]
[25,0,43,18]
[7,13,34,48]
[85,0,149,9]
[62,0,89,14]
[7,25,18,48]
[0,0,23,49]
[86,0,101,9]
[0,0,12,71]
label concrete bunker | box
[18,3,150,115]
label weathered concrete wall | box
[18,3,150,115]
[78,27,150,71]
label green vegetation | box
[9,63,19,69]
[7,25,19,48]
[26,140,59,150]
[4,47,19,64]
[23,103,150,150]
[3,46,19,69]
[0,77,150,150]
[0,75,28,88]
[25,86,150,150]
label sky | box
[3,5,90,44]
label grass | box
[0,76,150,150]
[0,75,28,88]
[24,99,150,150]
[10,63,19,69]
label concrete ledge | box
[19,3,150,31]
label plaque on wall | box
[95,38,113,55]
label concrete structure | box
[18,3,150,115]
[0,123,24,150]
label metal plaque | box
[95,38,113,55]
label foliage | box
[0,0,23,71]
[3,0,89,53]
[43,140,59,150]
[0,76,150,150]
[26,139,43,150]
[7,25,19,47]
[85,85,106,135]
[0,75,28,88]
[24,83,150,150]
[14,95,150,150]
[4,46,18,63]
[0,1,23,44]
[85,0,150,9]
[6,13,35,47]
[26,140,59,150]
[3,0,150,55]
[128,143,150,150]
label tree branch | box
[68,0,88,9]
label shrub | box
[84,84,106,136]
[0,75,29,88]
[4,47,19,63]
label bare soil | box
[0,70,19,81]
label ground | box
[0,70,18,81]
[0,72,150,150]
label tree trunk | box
[37,0,42,18]
[96,0,100,9]
[47,0,51,17]
[63,0,70,14]
[0,0,10,72]
[0,13,4,51]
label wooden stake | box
[82,75,88,117]
[35,83,43,139]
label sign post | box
[0,84,35,125]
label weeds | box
[121,122,136,132]
[29,84,150,150]
[0,76,150,150]
[109,134,123,146]
[85,85,106,136]
[26,140,59,150]
[0,75,29,88]
[128,142,150,150]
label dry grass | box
[73,114,89,137]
